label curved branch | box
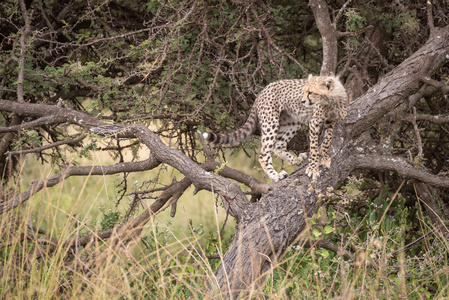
[32,175,191,260]
[201,161,270,196]
[309,0,338,75]
[127,124,250,220]
[405,113,449,124]
[0,115,67,133]
[200,131,269,197]
[6,133,86,156]
[0,99,103,127]
[350,154,449,189]
[0,97,252,221]
[0,156,161,215]
[301,239,354,260]
[421,77,449,94]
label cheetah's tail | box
[203,107,258,145]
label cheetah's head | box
[301,75,345,108]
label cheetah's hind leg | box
[274,119,302,165]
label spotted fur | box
[203,75,348,182]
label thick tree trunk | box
[214,165,318,298]
[214,24,449,299]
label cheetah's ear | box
[308,74,313,80]
[325,77,334,90]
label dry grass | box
[1,149,448,299]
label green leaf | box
[312,229,322,238]
[324,225,334,234]
[316,249,329,258]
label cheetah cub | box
[203,75,348,182]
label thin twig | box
[0,115,67,133]
[6,134,86,156]
[17,0,31,102]
[250,6,308,74]
[390,231,434,258]
[334,0,353,26]
[411,107,423,159]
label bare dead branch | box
[337,25,374,37]
[6,133,86,156]
[334,0,353,26]
[0,156,161,215]
[0,222,59,252]
[126,124,250,220]
[31,175,188,260]
[157,177,190,218]
[301,238,354,260]
[390,230,435,258]
[413,114,449,124]
[0,115,67,133]
[0,115,22,170]
[411,107,423,159]
[421,77,449,94]
[350,154,449,189]
[0,100,104,128]
[201,160,270,196]
[406,84,439,109]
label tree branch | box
[6,133,86,156]
[17,0,31,102]
[301,238,354,260]
[333,0,353,26]
[337,25,374,37]
[125,124,250,221]
[345,25,449,139]
[0,99,104,127]
[198,130,270,197]
[201,161,270,198]
[421,77,449,94]
[0,115,67,133]
[309,0,338,75]
[0,156,161,215]
[350,154,449,189]
[404,113,449,124]
[411,107,423,159]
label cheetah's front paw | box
[306,165,320,180]
[319,154,331,168]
